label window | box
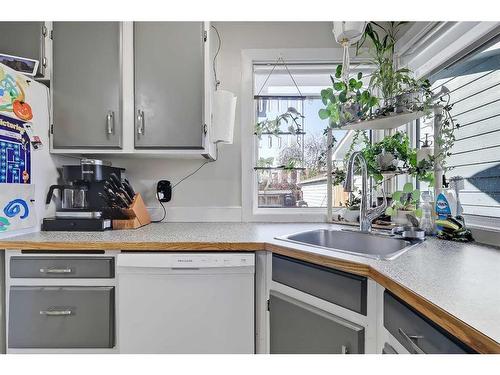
[422,37,500,221]
[252,63,369,210]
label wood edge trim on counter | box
[266,242,500,354]
[369,267,500,354]
[266,243,372,277]
[0,241,265,251]
[1,240,499,353]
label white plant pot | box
[391,210,416,226]
[343,209,360,223]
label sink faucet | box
[343,151,387,232]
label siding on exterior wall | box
[430,40,500,218]
[300,182,328,208]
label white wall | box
[107,22,338,221]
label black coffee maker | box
[42,159,124,231]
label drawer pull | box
[40,309,73,316]
[398,328,426,354]
[39,268,73,274]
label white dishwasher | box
[117,253,255,354]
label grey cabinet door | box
[134,22,204,149]
[269,292,365,354]
[272,254,367,315]
[383,291,474,353]
[52,22,122,149]
[0,22,46,76]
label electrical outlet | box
[157,180,172,202]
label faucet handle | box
[366,186,387,220]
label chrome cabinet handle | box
[398,328,426,354]
[40,309,72,316]
[39,267,72,274]
[106,111,115,134]
[136,110,145,135]
[40,24,47,75]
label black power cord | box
[152,191,167,223]
[153,145,219,223]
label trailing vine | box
[434,94,457,173]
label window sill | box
[468,226,500,248]
[245,207,346,223]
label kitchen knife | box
[104,180,120,195]
[105,178,120,193]
[115,192,130,208]
[99,192,119,208]
[123,178,136,197]
[119,187,133,204]
[106,188,126,208]
[110,173,123,190]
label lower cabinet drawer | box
[272,254,367,315]
[269,291,365,354]
[383,291,475,354]
[10,256,115,278]
[8,286,115,349]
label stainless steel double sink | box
[276,229,422,260]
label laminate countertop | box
[1,222,499,353]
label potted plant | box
[340,192,362,223]
[318,65,379,128]
[385,182,422,226]
[357,22,432,114]
[360,131,413,183]
[342,131,435,185]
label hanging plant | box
[331,167,347,186]
[255,107,304,138]
[318,65,379,128]
[434,97,457,173]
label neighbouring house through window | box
[253,63,368,209]
[421,37,500,220]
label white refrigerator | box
[0,62,66,238]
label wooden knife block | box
[112,193,152,230]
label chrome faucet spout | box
[344,151,387,232]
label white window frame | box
[240,48,372,222]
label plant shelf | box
[342,111,424,131]
[380,170,407,180]
[254,166,306,171]
[254,131,306,136]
